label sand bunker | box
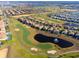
[15,28,20,31]
[31,47,38,52]
[47,50,57,54]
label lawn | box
[16,24,33,45]
[58,52,79,58]
[32,14,64,24]
[36,43,55,50]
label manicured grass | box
[33,14,64,24]
[36,43,53,50]
[16,24,33,45]
[58,52,79,58]
[8,18,33,57]
[10,17,34,46]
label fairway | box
[16,24,33,45]
[7,17,58,58]
[32,14,64,24]
[36,43,55,50]
[58,52,79,58]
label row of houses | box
[48,12,79,22]
[4,8,49,16]
[4,9,30,16]
[17,16,79,39]
[48,11,79,31]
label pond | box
[34,34,73,48]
